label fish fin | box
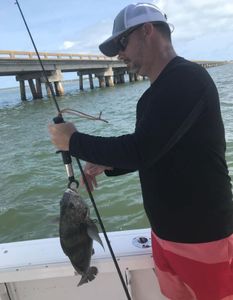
[77,266,98,286]
[87,223,104,250]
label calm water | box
[0,64,233,243]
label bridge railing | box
[0,50,117,61]
[0,50,229,66]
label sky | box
[0,0,233,88]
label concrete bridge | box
[0,50,228,100]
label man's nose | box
[117,51,125,60]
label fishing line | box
[15,1,131,299]
[14,1,60,113]
[4,283,12,300]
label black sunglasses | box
[117,25,142,51]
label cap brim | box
[99,28,129,57]
[99,38,120,57]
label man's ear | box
[142,22,155,37]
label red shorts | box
[151,231,233,300]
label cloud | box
[150,0,233,60]
[152,0,233,39]
[174,32,233,60]
[59,19,112,54]
[3,0,233,62]
[62,41,76,50]
[57,0,233,60]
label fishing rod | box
[14,1,131,299]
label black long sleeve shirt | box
[70,56,233,243]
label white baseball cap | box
[99,3,170,57]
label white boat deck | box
[0,228,167,300]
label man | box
[49,3,233,299]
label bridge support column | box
[16,70,63,99]
[113,70,125,84]
[45,83,52,97]
[89,74,94,89]
[120,74,125,83]
[79,74,84,90]
[19,80,26,101]
[114,74,125,84]
[97,76,105,88]
[54,81,64,96]
[105,76,114,87]
[95,67,114,88]
[113,75,118,84]
[128,73,134,82]
[134,74,140,81]
[41,70,64,97]
[36,78,43,98]
[28,79,38,100]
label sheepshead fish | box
[59,187,103,286]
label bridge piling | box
[128,73,134,82]
[95,67,115,88]
[97,75,105,88]
[45,83,52,97]
[114,74,119,84]
[113,69,126,84]
[79,74,84,90]
[115,74,125,84]
[36,78,43,99]
[105,76,114,87]
[28,79,38,100]
[134,74,139,81]
[41,70,64,98]
[89,74,94,89]
[54,81,64,96]
[19,80,26,101]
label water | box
[0,64,233,243]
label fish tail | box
[77,266,98,286]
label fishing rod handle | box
[53,115,72,165]
[53,115,79,189]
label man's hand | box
[48,122,77,151]
[81,162,113,192]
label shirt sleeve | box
[69,65,207,170]
[104,168,136,177]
